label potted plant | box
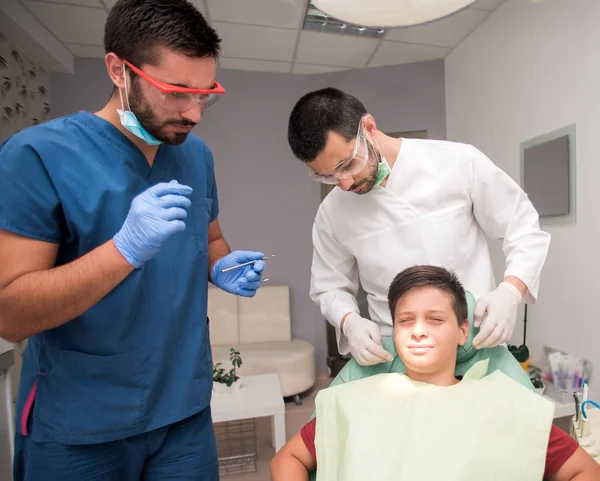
[212,347,243,394]
[528,364,545,395]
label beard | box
[129,79,195,145]
[349,142,380,195]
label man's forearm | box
[0,240,133,342]
[504,275,528,298]
[208,236,231,281]
[340,311,353,332]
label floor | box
[216,372,332,481]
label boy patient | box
[271,266,600,481]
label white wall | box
[446,0,600,398]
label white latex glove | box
[342,313,394,366]
[473,282,523,349]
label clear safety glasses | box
[308,120,370,185]
[122,59,225,113]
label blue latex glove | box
[212,251,266,297]
[114,180,193,268]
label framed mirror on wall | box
[520,124,576,226]
[320,129,428,377]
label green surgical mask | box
[375,157,391,186]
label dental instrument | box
[220,254,276,273]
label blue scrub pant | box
[14,407,219,481]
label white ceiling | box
[18,0,506,74]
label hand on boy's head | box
[473,282,521,349]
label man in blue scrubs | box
[0,0,262,479]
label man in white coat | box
[288,88,551,366]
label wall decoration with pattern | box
[0,31,51,142]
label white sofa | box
[208,285,316,399]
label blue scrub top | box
[0,111,219,444]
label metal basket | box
[213,419,258,476]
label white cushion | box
[211,339,315,397]
[238,286,291,344]
[207,287,239,346]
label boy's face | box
[393,286,469,378]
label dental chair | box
[306,290,534,480]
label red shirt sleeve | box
[545,424,579,478]
[300,417,317,461]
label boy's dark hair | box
[104,0,221,68]
[388,266,468,325]
[287,88,367,163]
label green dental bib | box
[315,359,554,481]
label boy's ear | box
[458,319,469,346]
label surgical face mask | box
[375,156,391,186]
[117,67,163,146]
[364,135,391,188]
[346,136,389,194]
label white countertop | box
[211,373,285,424]
[543,384,576,419]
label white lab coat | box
[310,138,551,355]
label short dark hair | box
[104,0,221,68]
[388,266,468,325]
[287,88,367,163]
